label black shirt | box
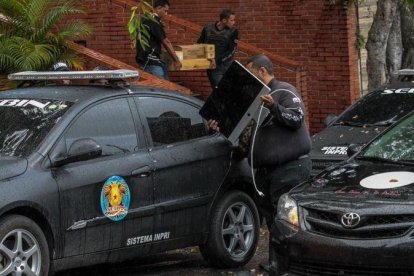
[197,22,238,65]
[136,15,166,65]
[251,79,312,167]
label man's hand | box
[209,59,216,69]
[174,61,182,70]
[260,94,274,108]
[208,119,220,133]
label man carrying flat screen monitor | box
[208,54,312,273]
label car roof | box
[0,85,126,102]
[0,84,203,105]
[379,80,414,90]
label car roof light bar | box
[8,69,139,81]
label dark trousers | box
[207,61,231,89]
[255,157,312,230]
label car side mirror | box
[325,114,338,126]
[52,138,102,167]
[347,143,365,157]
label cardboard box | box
[161,44,215,71]
[177,44,215,60]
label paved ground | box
[57,228,269,276]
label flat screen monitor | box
[199,60,270,145]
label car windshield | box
[335,87,414,126]
[0,98,72,158]
[360,113,414,163]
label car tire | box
[0,215,50,276]
[200,190,260,268]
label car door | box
[50,97,155,257]
[134,95,232,243]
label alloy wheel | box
[221,202,255,258]
[0,229,42,276]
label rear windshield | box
[0,99,72,157]
[336,87,414,126]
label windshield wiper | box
[357,155,409,165]
[370,118,397,127]
[334,120,394,127]
[333,121,365,127]
[399,159,414,165]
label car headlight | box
[277,193,299,227]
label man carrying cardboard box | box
[135,0,182,80]
[197,9,239,89]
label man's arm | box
[221,29,239,63]
[197,27,207,44]
[262,89,305,130]
[161,38,182,70]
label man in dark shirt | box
[197,9,239,89]
[208,54,311,272]
[135,0,181,80]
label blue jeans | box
[140,61,169,80]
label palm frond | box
[0,0,26,19]
[0,0,35,36]
[9,37,56,71]
[37,4,86,41]
[57,50,85,70]
[57,21,92,41]
[0,39,18,72]
[128,1,157,51]
[24,0,50,27]
[0,0,90,73]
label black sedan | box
[271,111,414,276]
[310,80,414,175]
[0,80,260,275]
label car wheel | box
[0,215,50,276]
[200,190,260,268]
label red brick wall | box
[67,0,359,134]
[168,1,360,133]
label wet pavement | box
[56,228,270,276]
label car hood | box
[0,157,28,181]
[310,125,387,160]
[292,159,414,203]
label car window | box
[0,99,73,157]
[138,97,208,146]
[336,88,414,126]
[65,98,138,155]
[362,113,414,162]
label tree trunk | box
[386,8,402,77]
[366,0,401,91]
[401,3,414,68]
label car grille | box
[289,259,412,276]
[304,208,414,239]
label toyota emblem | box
[341,212,361,228]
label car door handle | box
[131,166,152,178]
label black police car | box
[271,110,414,275]
[310,73,414,175]
[0,70,260,275]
